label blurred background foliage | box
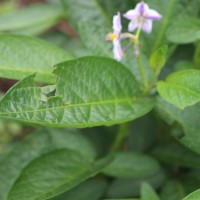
[0,0,200,200]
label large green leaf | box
[157,69,200,109]
[0,34,73,83]
[0,128,96,200]
[0,3,64,35]
[7,150,111,200]
[0,56,155,127]
[166,18,200,44]
[183,189,200,200]
[156,98,200,155]
[102,152,160,179]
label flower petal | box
[128,20,139,32]
[113,12,122,33]
[123,9,138,20]
[113,39,123,61]
[146,9,162,20]
[141,19,153,34]
[135,1,149,15]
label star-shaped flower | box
[124,1,162,34]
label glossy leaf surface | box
[0,57,155,127]
[157,70,200,109]
[0,128,96,200]
[7,150,111,200]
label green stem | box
[137,54,148,90]
[110,123,129,153]
[134,23,148,90]
[193,40,200,68]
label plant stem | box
[135,24,148,90]
[110,123,129,153]
[137,54,148,90]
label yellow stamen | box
[106,33,118,42]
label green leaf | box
[0,56,155,127]
[150,45,168,76]
[141,0,199,55]
[102,152,160,179]
[157,69,200,109]
[52,178,107,200]
[160,180,185,200]
[0,128,96,200]
[104,199,139,200]
[182,170,200,195]
[152,141,200,169]
[7,150,112,200]
[0,3,64,35]
[166,18,200,44]
[0,34,73,83]
[41,31,89,57]
[156,98,200,155]
[127,113,157,152]
[183,189,200,200]
[78,21,112,58]
[107,169,165,198]
[63,0,110,30]
[141,182,160,200]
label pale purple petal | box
[146,9,162,20]
[141,20,152,34]
[113,39,123,61]
[113,12,122,34]
[128,21,139,32]
[123,9,138,20]
[135,1,149,15]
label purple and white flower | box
[124,1,162,34]
[106,12,123,61]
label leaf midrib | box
[0,96,138,116]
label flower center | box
[106,33,118,42]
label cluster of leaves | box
[0,0,200,199]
